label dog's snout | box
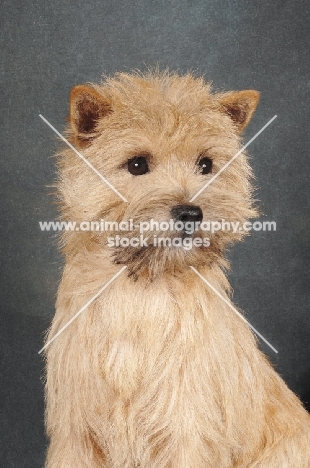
[171,205,203,223]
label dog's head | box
[58,71,259,280]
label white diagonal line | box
[190,266,278,353]
[190,115,277,202]
[38,266,127,354]
[39,114,128,203]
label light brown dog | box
[44,71,310,467]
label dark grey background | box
[1,0,309,466]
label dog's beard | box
[111,230,223,281]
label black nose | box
[171,205,203,223]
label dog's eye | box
[198,156,212,175]
[127,156,149,176]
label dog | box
[44,71,310,467]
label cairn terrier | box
[44,71,310,467]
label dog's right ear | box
[69,85,112,147]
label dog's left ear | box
[69,84,112,146]
[220,90,260,133]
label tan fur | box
[44,71,310,467]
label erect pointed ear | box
[69,85,112,146]
[220,90,260,133]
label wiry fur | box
[45,71,310,467]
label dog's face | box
[58,72,259,280]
